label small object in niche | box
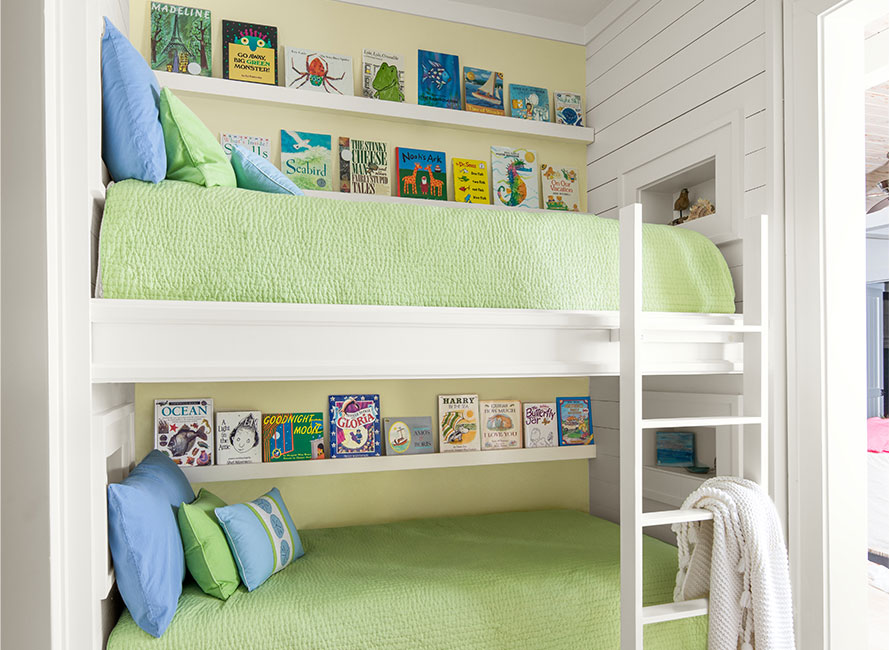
[656,431,695,467]
[685,465,712,474]
[672,187,690,221]
[687,197,715,221]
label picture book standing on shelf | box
[554,91,583,126]
[452,158,490,204]
[491,146,540,209]
[281,130,333,191]
[220,133,270,160]
[150,3,212,76]
[418,50,461,110]
[480,400,522,450]
[362,49,405,102]
[656,431,696,467]
[216,411,262,464]
[509,84,550,121]
[556,397,594,445]
[541,163,580,211]
[155,398,213,466]
[395,147,447,200]
[262,413,325,462]
[284,47,354,95]
[523,402,558,448]
[438,394,480,452]
[382,417,434,455]
[222,20,277,85]
[329,395,381,458]
[464,67,504,115]
[340,138,390,194]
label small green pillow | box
[177,488,240,600]
[159,88,236,187]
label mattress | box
[868,451,889,556]
[98,180,736,313]
[107,510,706,649]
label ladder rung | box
[641,416,761,429]
[641,509,713,527]
[642,598,709,624]
[643,324,762,333]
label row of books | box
[149,3,583,125]
[221,132,580,211]
[154,396,594,467]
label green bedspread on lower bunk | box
[99,180,735,313]
[107,510,706,649]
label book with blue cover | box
[656,431,695,467]
[329,395,381,458]
[395,147,447,200]
[556,397,594,446]
[509,84,550,121]
[418,50,461,110]
[280,130,333,191]
[464,67,504,115]
[555,91,583,126]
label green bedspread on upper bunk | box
[99,180,735,313]
[107,510,705,650]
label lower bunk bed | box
[107,510,705,649]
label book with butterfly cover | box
[329,395,381,458]
[339,137,390,194]
[222,20,277,85]
[150,3,212,77]
[395,147,446,200]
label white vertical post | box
[619,203,643,650]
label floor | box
[870,584,889,650]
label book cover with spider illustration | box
[329,395,381,458]
[222,20,277,85]
[284,47,354,95]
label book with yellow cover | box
[452,158,490,204]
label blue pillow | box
[230,145,304,195]
[215,487,304,591]
[106,451,195,637]
[101,17,166,182]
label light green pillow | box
[177,488,240,600]
[159,88,236,187]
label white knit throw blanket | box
[671,477,795,650]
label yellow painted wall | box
[130,0,587,207]
[136,378,590,529]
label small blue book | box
[329,394,381,458]
[509,84,550,121]
[418,50,460,110]
[656,431,696,467]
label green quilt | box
[107,510,706,649]
[99,180,735,313]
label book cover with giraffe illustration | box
[150,3,212,77]
[395,147,447,200]
[491,146,539,209]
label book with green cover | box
[281,130,333,191]
[149,3,212,77]
[222,20,277,85]
[262,413,325,461]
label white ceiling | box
[454,0,611,26]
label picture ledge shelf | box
[181,445,597,483]
[155,71,595,143]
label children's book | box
[656,431,696,467]
[438,394,480,452]
[540,163,580,212]
[222,20,277,85]
[554,91,583,126]
[150,3,212,76]
[329,395,381,458]
[339,138,390,194]
[480,400,522,450]
[155,398,213,466]
[220,133,270,160]
[452,158,490,204]
[216,411,262,464]
[509,84,550,121]
[464,67,504,115]
[418,50,461,110]
[382,417,434,455]
[395,147,447,200]
[281,130,333,191]
[491,146,540,209]
[556,397,594,446]
[523,402,558,448]
[284,47,354,95]
[362,49,405,102]
[262,413,325,462]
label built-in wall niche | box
[640,158,716,229]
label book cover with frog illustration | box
[382,417,434,455]
[329,395,381,458]
[480,400,522,450]
[150,3,212,77]
[452,158,490,204]
[438,394,480,452]
[540,162,580,212]
[222,20,277,85]
[362,49,405,102]
[339,138,390,194]
[395,147,446,200]
[262,413,325,462]
[556,397,594,446]
[155,398,213,466]
[491,146,539,209]
[523,402,558,448]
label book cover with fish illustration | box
[491,146,539,209]
[339,138,390,194]
[382,417,434,455]
[216,411,262,464]
[523,402,558,448]
[509,84,550,121]
[656,431,696,467]
[556,397,594,446]
[554,91,583,126]
[262,413,325,462]
[438,394,480,452]
[220,133,270,160]
[150,3,212,77]
[395,147,447,200]
[417,50,460,110]
[463,67,504,115]
[540,163,580,212]
[155,398,213,466]
[284,47,354,95]
[329,395,381,458]
[362,49,405,102]
[222,20,277,85]
[281,130,333,191]
[452,158,490,204]
[480,400,522,450]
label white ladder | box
[618,204,769,649]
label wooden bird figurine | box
[674,188,690,216]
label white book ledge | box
[156,71,595,144]
[181,445,597,483]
